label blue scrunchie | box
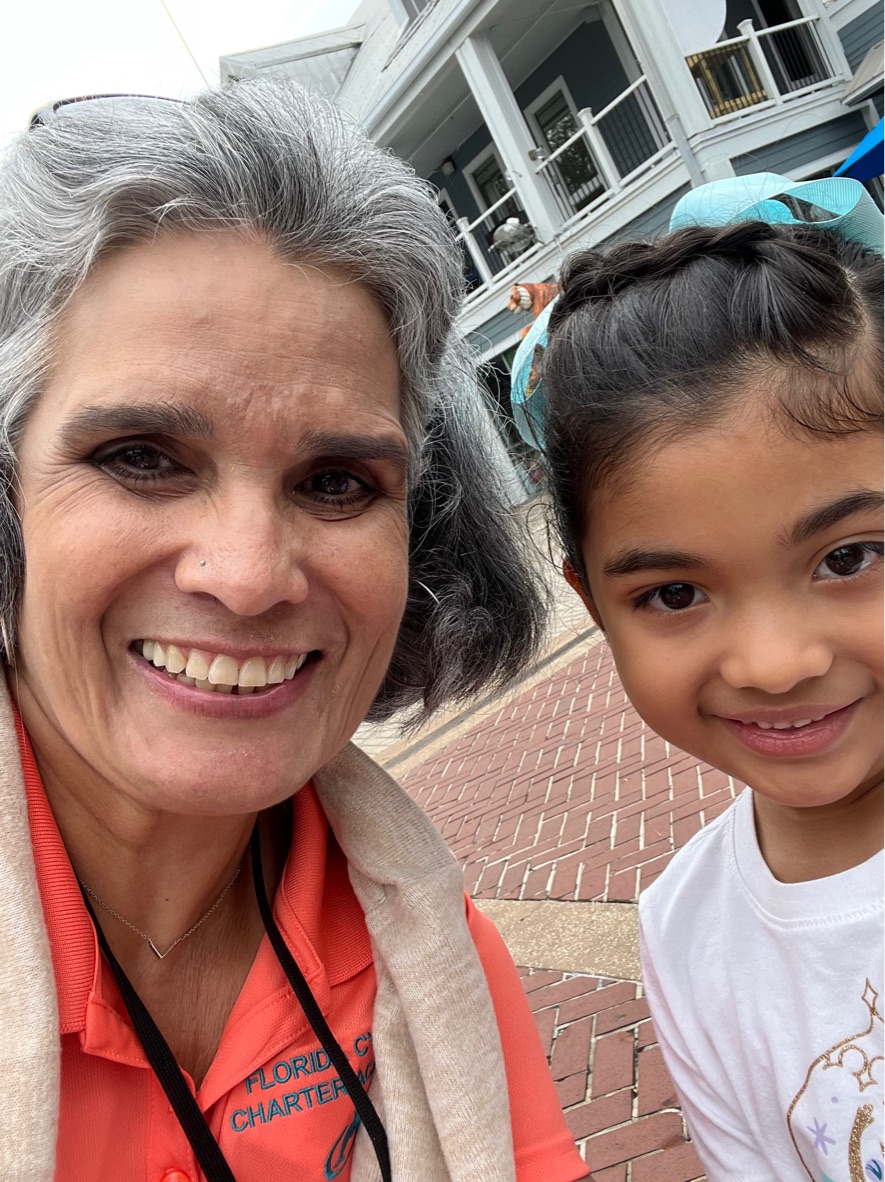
[509,172,884,450]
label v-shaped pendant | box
[79,858,243,963]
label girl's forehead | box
[586,415,882,560]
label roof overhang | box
[843,40,883,106]
[220,25,364,98]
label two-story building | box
[222,0,883,492]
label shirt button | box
[161,1172,191,1182]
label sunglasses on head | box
[29,93,183,129]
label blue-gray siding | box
[512,17,632,116]
[598,183,692,245]
[838,4,884,72]
[730,111,869,174]
[467,304,536,357]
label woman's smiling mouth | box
[135,640,310,695]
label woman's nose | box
[174,495,309,617]
[718,605,834,694]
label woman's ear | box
[563,558,604,631]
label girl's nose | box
[174,496,309,617]
[718,607,834,695]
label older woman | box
[0,83,590,1182]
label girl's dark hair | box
[543,220,884,584]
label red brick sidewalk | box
[403,641,737,904]
[522,968,705,1181]
[399,640,741,1179]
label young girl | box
[535,177,883,1181]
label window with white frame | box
[464,148,521,221]
[463,146,532,271]
[525,79,605,213]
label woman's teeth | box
[139,641,307,694]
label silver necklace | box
[79,860,243,960]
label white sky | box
[0,0,360,149]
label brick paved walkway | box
[397,639,742,1180]
[403,641,738,905]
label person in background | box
[0,81,592,1182]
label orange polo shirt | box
[18,718,587,1182]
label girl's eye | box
[635,582,706,613]
[815,541,883,580]
[93,443,180,482]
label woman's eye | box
[93,443,180,482]
[815,541,883,580]
[300,469,374,508]
[311,471,360,497]
[636,582,706,612]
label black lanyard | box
[79,826,391,1182]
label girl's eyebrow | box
[787,490,883,547]
[603,548,707,578]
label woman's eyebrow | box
[59,402,215,443]
[603,548,707,577]
[298,429,410,473]
[787,489,884,547]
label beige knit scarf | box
[0,685,516,1180]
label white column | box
[738,20,782,101]
[455,33,563,243]
[608,0,710,186]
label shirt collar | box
[17,709,373,1036]
[16,708,97,1034]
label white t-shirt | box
[639,788,883,1182]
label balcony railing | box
[454,185,541,287]
[451,78,672,300]
[687,16,837,120]
[535,77,670,222]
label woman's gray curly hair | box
[0,79,546,723]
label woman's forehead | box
[40,230,403,442]
[60,231,390,348]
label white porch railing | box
[453,184,541,286]
[686,16,838,120]
[449,76,673,301]
[533,77,670,219]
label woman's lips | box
[718,701,860,758]
[132,648,318,720]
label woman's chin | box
[125,758,310,817]
[111,721,338,817]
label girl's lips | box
[718,701,860,758]
[132,649,317,720]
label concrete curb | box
[366,623,603,775]
[476,898,641,983]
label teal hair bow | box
[669,172,884,254]
[509,173,883,450]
